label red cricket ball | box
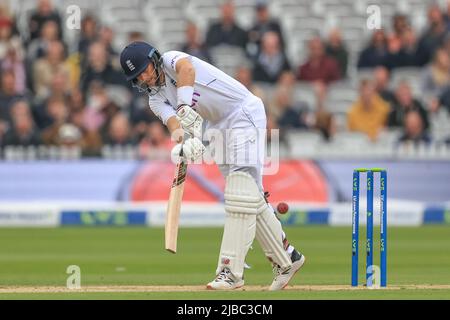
[276,202,289,214]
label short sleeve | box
[148,98,176,126]
[162,51,192,72]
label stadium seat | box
[430,109,450,143]
[325,86,358,113]
[313,131,375,159]
[186,0,222,26]
[328,86,358,102]
[378,128,403,145]
[210,45,249,76]
[292,82,317,110]
[354,69,374,84]
[285,130,324,158]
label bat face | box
[165,153,187,254]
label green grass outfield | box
[0,226,449,299]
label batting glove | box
[171,137,205,163]
[176,104,203,138]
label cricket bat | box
[165,148,188,253]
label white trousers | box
[206,94,267,191]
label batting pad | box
[217,172,266,279]
[255,204,292,269]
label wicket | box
[352,168,387,287]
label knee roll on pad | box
[224,171,268,215]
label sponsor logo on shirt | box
[171,55,180,69]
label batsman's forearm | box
[167,116,184,143]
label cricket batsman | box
[119,41,305,290]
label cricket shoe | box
[206,267,244,290]
[269,250,306,291]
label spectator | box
[313,80,328,110]
[373,66,396,107]
[266,111,277,132]
[41,97,69,144]
[138,121,173,159]
[416,4,448,66]
[0,118,5,144]
[445,33,450,56]
[347,79,390,141]
[1,45,26,94]
[69,107,102,157]
[276,71,299,105]
[129,92,159,139]
[55,123,83,148]
[421,48,450,97]
[83,82,112,134]
[48,69,71,101]
[180,21,212,63]
[0,70,26,122]
[297,36,341,84]
[32,40,70,99]
[0,1,15,33]
[393,27,420,67]
[235,65,266,102]
[205,1,247,49]
[1,100,41,147]
[277,70,297,89]
[271,86,307,130]
[99,25,120,71]
[27,20,61,62]
[437,86,450,113]
[357,29,392,69]
[388,14,410,54]
[398,110,431,145]
[98,26,117,58]
[32,69,71,129]
[65,55,81,94]
[67,88,85,112]
[0,6,22,61]
[252,31,291,84]
[100,90,128,137]
[325,29,349,77]
[104,112,136,146]
[314,109,336,141]
[28,0,62,42]
[247,0,285,58]
[446,0,450,30]
[80,42,127,93]
[388,81,430,129]
[128,31,145,43]
[78,14,98,67]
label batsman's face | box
[137,63,158,87]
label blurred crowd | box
[0,0,450,159]
[0,0,177,159]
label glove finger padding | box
[176,104,203,138]
[183,137,205,162]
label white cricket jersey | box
[148,51,253,127]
